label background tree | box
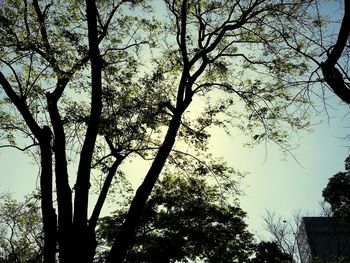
[322,155,350,222]
[97,171,294,263]
[262,210,301,263]
[251,241,293,263]
[97,168,254,263]
[0,193,43,263]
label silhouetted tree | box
[97,172,254,262]
[323,155,350,222]
[252,241,293,263]
[262,210,301,262]
[0,193,43,262]
[0,1,331,262]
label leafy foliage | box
[0,193,42,262]
[97,173,254,262]
[252,241,292,263]
[323,155,350,221]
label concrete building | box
[296,217,350,263]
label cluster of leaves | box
[323,155,350,223]
[252,241,293,263]
[0,193,43,262]
[97,172,254,263]
[97,169,295,263]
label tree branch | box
[325,0,350,67]
[320,0,350,104]
[0,72,42,138]
[89,156,124,230]
[0,143,38,151]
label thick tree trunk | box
[0,73,58,263]
[72,0,103,261]
[39,127,57,263]
[106,113,183,263]
[321,63,350,105]
[46,92,73,263]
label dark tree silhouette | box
[97,173,254,262]
[0,1,333,262]
[252,241,292,263]
[0,193,43,262]
[323,155,350,222]
[320,0,350,104]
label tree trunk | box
[0,73,58,263]
[39,127,57,263]
[106,113,182,263]
[46,92,73,263]
[72,0,103,261]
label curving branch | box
[0,143,38,151]
[321,62,350,104]
[320,0,350,104]
[324,1,350,67]
[0,72,42,138]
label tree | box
[97,171,254,262]
[252,241,293,263]
[280,0,350,105]
[322,155,350,221]
[0,1,326,262]
[319,0,350,105]
[0,193,43,262]
[262,209,301,262]
[0,1,156,262]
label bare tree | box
[263,209,302,262]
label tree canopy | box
[323,155,350,222]
[251,241,292,263]
[0,193,42,263]
[97,172,254,262]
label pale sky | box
[210,95,349,237]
